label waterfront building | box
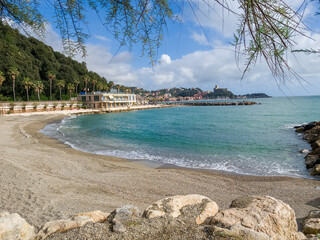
[78,92,136,109]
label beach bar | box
[78,92,136,109]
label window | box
[89,96,91,101]
[82,96,86,102]
[94,96,99,101]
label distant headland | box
[135,85,271,103]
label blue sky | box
[37,0,320,96]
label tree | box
[96,82,103,92]
[83,75,90,93]
[120,85,126,93]
[22,77,32,101]
[0,71,5,86]
[8,67,19,101]
[104,84,110,93]
[67,83,75,100]
[74,78,80,95]
[108,81,114,91]
[115,84,120,92]
[56,80,65,100]
[91,78,97,92]
[33,81,44,101]
[47,71,56,100]
[0,0,310,81]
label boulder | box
[209,196,299,240]
[311,141,320,150]
[309,164,320,176]
[0,212,35,240]
[36,216,93,240]
[76,210,109,223]
[305,154,320,169]
[143,194,218,224]
[303,134,318,144]
[303,218,320,235]
[37,210,109,239]
[108,205,140,233]
[303,210,320,235]
[296,127,305,133]
[301,149,310,154]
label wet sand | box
[0,113,320,229]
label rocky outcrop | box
[143,194,219,224]
[209,196,299,240]
[0,195,310,240]
[295,121,320,176]
[0,211,35,240]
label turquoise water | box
[41,96,320,178]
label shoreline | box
[1,113,320,230]
[41,113,317,180]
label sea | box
[40,96,320,178]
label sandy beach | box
[0,112,320,230]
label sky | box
[36,0,320,96]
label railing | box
[0,101,81,115]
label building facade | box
[78,92,136,109]
[213,85,228,94]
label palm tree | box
[0,71,5,86]
[22,77,33,101]
[83,75,90,93]
[33,81,44,101]
[8,67,19,101]
[74,78,80,95]
[120,85,125,93]
[47,71,56,100]
[115,84,120,92]
[91,78,97,92]
[56,80,65,101]
[104,84,110,93]
[108,81,114,91]
[67,83,75,99]
[96,82,103,92]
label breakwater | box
[167,101,257,106]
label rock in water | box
[143,194,219,224]
[0,212,35,240]
[209,196,299,240]
[310,164,320,176]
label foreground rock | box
[295,121,320,176]
[143,194,219,224]
[37,210,109,239]
[0,195,309,240]
[108,205,140,233]
[303,210,320,236]
[0,211,35,240]
[209,196,300,240]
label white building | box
[78,92,136,109]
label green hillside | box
[0,22,110,101]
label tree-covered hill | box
[0,22,110,101]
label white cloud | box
[159,54,172,64]
[93,35,109,42]
[190,32,211,46]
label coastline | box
[1,113,320,230]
